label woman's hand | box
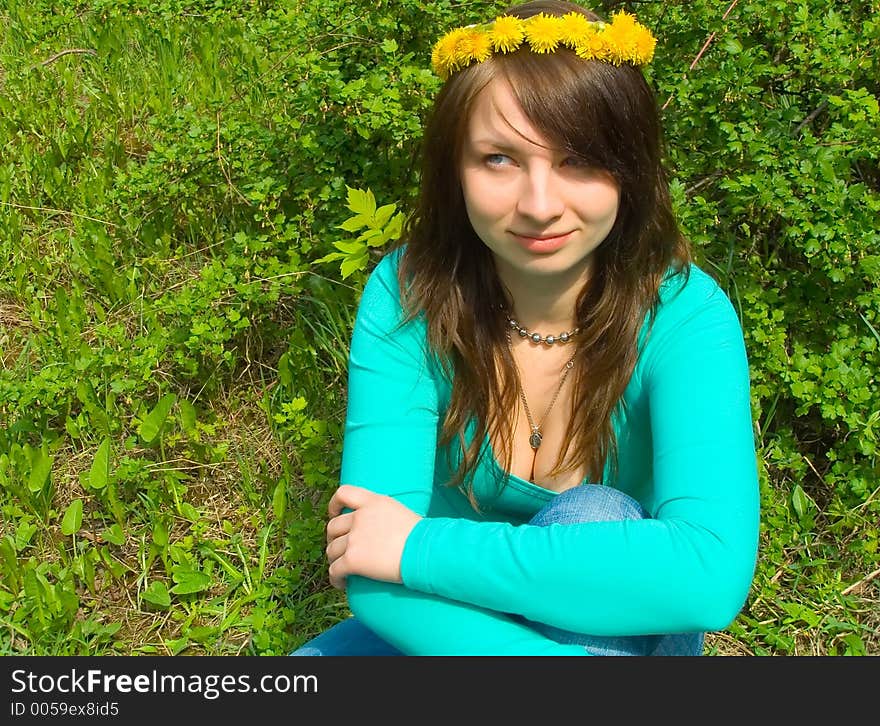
[325,484,422,590]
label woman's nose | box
[515,168,564,224]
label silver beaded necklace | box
[504,313,580,346]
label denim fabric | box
[290,616,404,656]
[290,484,704,656]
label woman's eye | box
[561,156,589,169]
[485,153,512,167]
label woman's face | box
[459,77,620,286]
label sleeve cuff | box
[400,517,453,594]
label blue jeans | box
[291,484,704,656]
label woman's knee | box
[529,484,648,527]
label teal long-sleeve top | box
[340,247,760,655]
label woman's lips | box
[511,231,573,253]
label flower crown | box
[431,10,657,80]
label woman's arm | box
[336,249,589,654]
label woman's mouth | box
[511,231,573,253]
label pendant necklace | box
[506,328,577,452]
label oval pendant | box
[529,431,542,450]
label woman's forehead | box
[466,78,552,151]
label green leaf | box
[178,502,200,522]
[80,550,96,592]
[357,228,384,244]
[272,479,287,521]
[187,625,218,644]
[0,537,19,587]
[138,393,177,445]
[365,228,393,248]
[170,568,212,595]
[165,637,189,655]
[88,437,111,490]
[341,252,369,279]
[388,212,404,238]
[142,580,171,607]
[346,186,376,217]
[61,499,83,536]
[312,251,347,264]
[791,484,813,519]
[332,239,366,255]
[724,37,743,54]
[23,569,50,627]
[277,352,292,389]
[179,399,197,434]
[100,523,125,546]
[338,214,370,232]
[842,634,866,656]
[152,519,169,547]
[373,203,397,229]
[15,521,37,551]
[27,447,52,493]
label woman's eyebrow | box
[467,137,568,162]
[468,131,552,153]
[468,138,522,152]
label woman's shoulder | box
[359,245,407,310]
[655,262,739,325]
[364,244,405,285]
[635,262,751,398]
[638,262,745,365]
[356,244,431,347]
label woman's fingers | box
[325,533,348,565]
[328,484,371,518]
[326,528,350,590]
[325,487,366,591]
[328,559,347,590]
[327,532,354,590]
[326,511,353,544]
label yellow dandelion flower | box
[573,29,608,62]
[609,10,638,34]
[558,12,596,49]
[432,27,469,78]
[489,15,525,53]
[470,30,493,62]
[453,27,492,68]
[524,13,564,54]
[604,11,656,64]
[431,44,446,78]
[631,25,657,65]
[599,12,640,64]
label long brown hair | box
[392,0,690,507]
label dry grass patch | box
[0,297,33,370]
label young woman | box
[292,0,760,656]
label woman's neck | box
[498,261,591,334]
